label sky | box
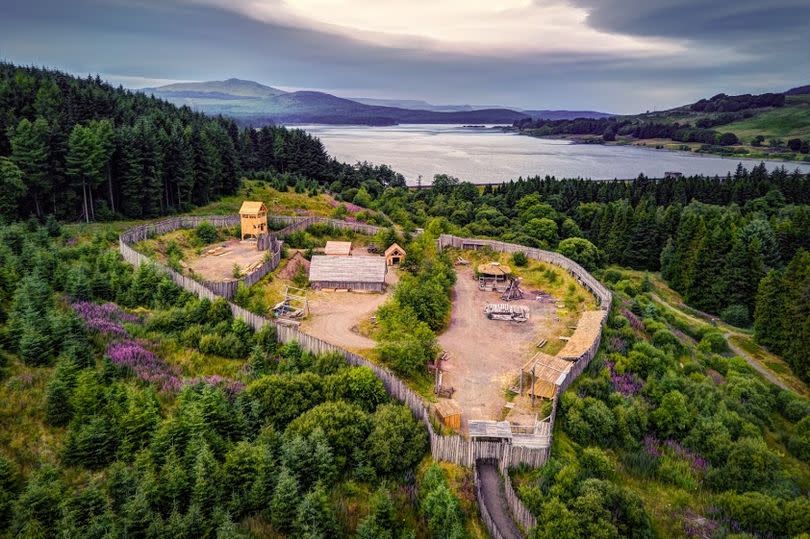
[1,0,809,113]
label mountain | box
[141,78,286,98]
[140,78,610,125]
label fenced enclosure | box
[120,220,612,539]
[119,215,282,299]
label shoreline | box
[513,129,810,166]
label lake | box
[300,124,810,184]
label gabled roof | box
[239,201,266,214]
[384,242,405,256]
[309,255,386,283]
[324,241,352,256]
[434,399,462,418]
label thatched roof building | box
[477,262,511,279]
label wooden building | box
[384,243,406,266]
[434,399,462,430]
[239,201,268,241]
[477,262,511,281]
[324,241,352,256]
[519,352,573,400]
[308,255,387,292]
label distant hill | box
[140,78,609,125]
[785,85,810,96]
[524,110,614,120]
[142,78,286,98]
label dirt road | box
[438,268,561,425]
[300,269,398,352]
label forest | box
[0,220,489,537]
[0,63,405,223]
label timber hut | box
[520,351,573,400]
[384,243,406,266]
[324,241,352,256]
[308,255,387,292]
[434,399,462,430]
[557,310,607,361]
[239,201,268,241]
[477,262,511,282]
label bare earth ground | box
[187,239,266,281]
[299,251,399,353]
[438,267,566,427]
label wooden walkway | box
[476,461,524,539]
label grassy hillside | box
[721,95,810,140]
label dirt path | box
[300,270,398,352]
[649,292,795,393]
[476,462,523,539]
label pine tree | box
[9,117,50,216]
[270,467,299,533]
[294,484,338,539]
[754,269,786,352]
[0,157,26,222]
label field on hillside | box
[722,95,810,140]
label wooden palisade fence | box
[120,219,612,538]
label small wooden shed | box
[434,399,462,430]
[239,201,268,241]
[384,243,406,266]
[324,241,352,256]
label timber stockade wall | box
[120,219,611,538]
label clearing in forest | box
[438,249,597,428]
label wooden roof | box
[384,243,405,256]
[309,255,386,283]
[521,352,572,387]
[468,420,512,439]
[557,310,607,359]
[434,399,462,418]
[324,241,352,256]
[477,262,511,277]
[239,201,266,214]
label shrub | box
[698,331,729,354]
[788,416,810,462]
[511,251,528,267]
[194,222,218,245]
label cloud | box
[1,0,808,112]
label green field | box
[722,95,810,141]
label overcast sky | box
[1,0,808,113]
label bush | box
[557,237,601,271]
[720,304,750,327]
[698,331,729,354]
[511,251,528,267]
[789,416,810,462]
[194,222,218,245]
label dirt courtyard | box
[299,259,399,353]
[438,267,564,427]
[187,239,266,282]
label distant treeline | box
[513,91,791,148]
[0,63,405,223]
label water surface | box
[299,124,810,184]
